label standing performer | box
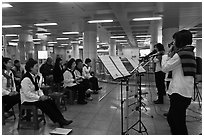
[162,30,196,135]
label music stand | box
[98,55,131,135]
[123,60,150,135]
[193,74,202,108]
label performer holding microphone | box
[150,43,166,104]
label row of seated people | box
[2,57,72,128]
[63,58,102,104]
[2,57,102,128]
[40,57,102,104]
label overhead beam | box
[109,3,137,47]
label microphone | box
[144,49,157,60]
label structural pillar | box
[117,43,123,56]
[83,22,97,72]
[72,43,79,59]
[18,30,34,63]
[109,39,116,56]
[196,39,202,57]
[150,20,159,51]
[162,3,179,53]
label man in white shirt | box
[2,57,20,114]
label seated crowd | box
[2,56,102,128]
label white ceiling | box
[2,2,202,48]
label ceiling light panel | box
[62,32,79,35]
[2,25,22,28]
[34,23,58,26]
[133,17,162,21]
[88,20,113,23]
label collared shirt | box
[20,72,44,104]
[63,70,77,87]
[2,70,16,96]
[82,65,92,79]
[153,57,162,72]
[162,53,194,98]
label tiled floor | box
[2,81,202,135]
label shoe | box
[59,119,73,127]
[63,119,73,125]
[163,112,168,117]
[97,87,102,90]
[92,90,99,94]
[86,89,93,94]
[86,96,93,101]
[153,100,163,104]
[77,101,88,104]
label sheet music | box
[99,55,123,79]
[49,128,72,135]
[110,56,131,77]
[126,57,146,73]
[126,57,139,69]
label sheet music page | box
[126,57,146,73]
[110,56,130,77]
[99,55,123,79]
[126,57,139,69]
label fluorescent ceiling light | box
[34,23,58,26]
[78,37,83,40]
[97,49,109,52]
[62,32,79,35]
[133,17,162,21]
[2,25,22,28]
[193,37,202,40]
[56,38,69,40]
[71,41,79,44]
[58,46,65,48]
[110,36,125,39]
[98,42,107,45]
[136,35,151,37]
[88,20,113,23]
[48,42,57,44]
[34,42,41,44]
[8,42,17,46]
[137,40,145,42]
[5,34,18,37]
[11,39,19,42]
[120,43,128,44]
[2,3,13,8]
[79,46,83,49]
[36,33,51,35]
[61,44,69,46]
[116,40,127,42]
[33,38,41,41]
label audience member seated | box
[12,60,24,92]
[39,57,54,85]
[83,58,102,94]
[63,58,87,104]
[2,57,20,117]
[75,59,93,101]
[20,58,72,127]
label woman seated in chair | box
[2,57,20,117]
[63,58,87,104]
[75,59,93,101]
[20,58,72,127]
[83,58,102,94]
